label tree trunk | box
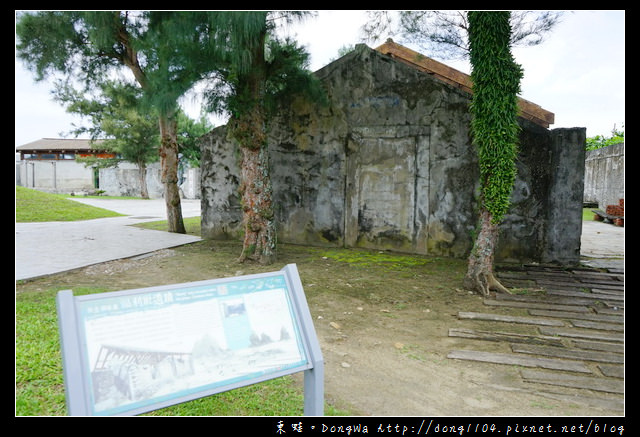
[113,13,182,229]
[230,25,276,264]
[463,208,511,296]
[231,97,276,264]
[158,112,186,234]
[137,161,149,199]
[237,143,277,264]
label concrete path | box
[579,220,625,270]
[15,198,202,281]
[64,197,202,220]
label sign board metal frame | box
[56,264,323,416]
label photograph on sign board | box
[79,275,308,415]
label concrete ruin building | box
[199,40,586,265]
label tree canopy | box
[362,10,562,60]
[586,124,624,150]
[16,11,225,233]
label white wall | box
[16,160,200,199]
[583,143,624,208]
[16,160,95,193]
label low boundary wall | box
[16,160,200,199]
[583,143,624,209]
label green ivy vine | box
[468,11,523,225]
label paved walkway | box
[579,220,625,271]
[15,198,624,280]
[15,198,202,281]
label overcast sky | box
[15,10,625,148]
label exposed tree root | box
[464,208,513,297]
[486,272,512,295]
[464,270,512,297]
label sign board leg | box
[304,364,324,416]
[56,289,90,416]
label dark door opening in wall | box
[93,168,99,189]
[344,129,428,254]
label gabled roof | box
[16,138,106,152]
[375,39,555,128]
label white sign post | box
[56,264,323,416]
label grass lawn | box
[16,186,124,222]
[583,207,598,221]
[15,187,598,417]
[15,186,345,417]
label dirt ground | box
[18,239,624,417]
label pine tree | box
[199,12,324,264]
[16,11,212,233]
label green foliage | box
[97,84,160,165]
[15,11,214,145]
[586,124,624,150]
[16,11,322,156]
[55,79,210,168]
[16,11,88,80]
[176,112,214,167]
[198,12,325,126]
[55,80,161,168]
[263,37,328,115]
[363,11,561,61]
[468,11,523,224]
[16,12,139,86]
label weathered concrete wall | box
[583,142,624,208]
[200,127,242,238]
[545,128,587,263]
[200,44,585,265]
[496,126,586,264]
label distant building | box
[16,138,200,199]
[16,138,115,161]
[16,138,114,193]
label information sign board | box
[56,264,323,416]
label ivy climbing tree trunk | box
[464,11,523,296]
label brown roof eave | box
[19,149,108,154]
[16,138,107,153]
[375,40,555,128]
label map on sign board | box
[77,274,308,415]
